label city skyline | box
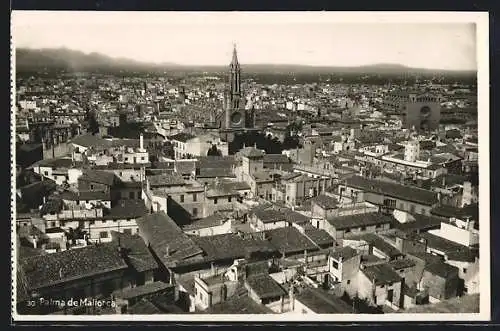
[12,11,478,71]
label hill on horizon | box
[14,47,476,75]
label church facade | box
[216,45,256,141]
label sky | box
[12,11,479,70]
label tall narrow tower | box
[224,44,246,129]
[229,44,242,109]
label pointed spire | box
[231,43,239,67]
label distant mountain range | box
[15,47,476,75]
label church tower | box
[229,44,242,109]
[224,45,248,129]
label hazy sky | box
[12,11,479,70]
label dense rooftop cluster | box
[14,50,480,317]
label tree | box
[163,141,175,159]
[86,110,99,135]
[207,144,222,156]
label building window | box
[192,193,197,202]
[331,260,339,269]
[180,195,184,203]
[89,221,95,225]
[463,268,467,274]
[383,199,396,208]
[228,197,232,203]
[51,222,56,227]
[192,208,198,217]
[141,157,145,161]
[123,229,132,235]
[380,284,385,288]
[129,191,135,199]
[44,171,49,176]
[90,184,94,190]
[214,198,218,205]
[125,157,129,161]
[347,280,350,285]
[410,204,416,213]
[100,231,108,239]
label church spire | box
[231,43,239,68]
[228,44,241,102]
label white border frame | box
[10,11,490,322]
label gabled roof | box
[343,176,438,206]
[326,212,394,230]
[148,173,185,187]
[182,212,228,231]
[311,194,338,210]
[357,233,403,259]
[245,274,286,299]
[110,231,159,272]
[282,209,310,224]
[303,227,336,247]
[424,262,459,279]
[296,287,354,314]
[104,200,148,220]
[393,213,443,232]
[263,154,291,164]
[113,281,172,300]
[60,190,110,201]
[196,167,235,179]
[174,160,196,175]
[205,293,272,314]
[193,233,277,262]
[136,212,204,267]
[238,147,265,159]
[431,204,479,222]
[361,263,402,286]
[252,209,287,223]
[20,243,127,290]
[330,246,359,261]
[32,157,74,169]
[418,232,478,262]
[79,169,117,186]
[388,258,416,270]
[196,156,236,168]
[265,227,319,255]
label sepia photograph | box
[10,11,490,322]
